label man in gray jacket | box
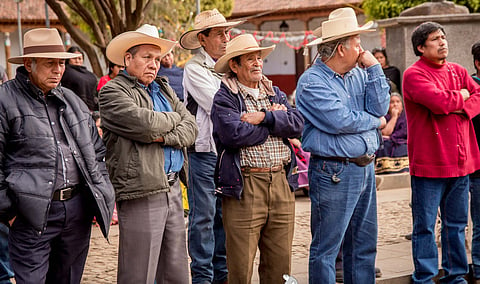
[0,28,115,283]
[99,24,197,283]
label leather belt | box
[167,172,179,186]
[312,154,375,167]
[52,186,79,201]
[241,165,283,173]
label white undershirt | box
[238,82,260,100]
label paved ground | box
[81,188,414,283]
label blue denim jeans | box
[308,156,377,284]
[0,223,13,284]
[470,177,480,279]
[188,152,227,283]
[411,176,469,284]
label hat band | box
[24,44,66,55]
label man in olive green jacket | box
[99,24,197,283]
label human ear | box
[228,60,238,74]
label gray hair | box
[317,36,351,63]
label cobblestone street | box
[81,190,412,283]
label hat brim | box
[307,21,375,47]
[106,31,177,66]
[179,21,243,50]
[214,45,276,74]
[8,52,81,65]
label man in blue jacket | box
[211,34,304,283]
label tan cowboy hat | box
[8,28,81,64]
[307,7,375,47]
[214,34,275,73]
[179,9,243,50]
[106,24,176,66]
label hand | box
[154,137,164,143]
[289,138,301,148]
[269,103,287,112]
[8,216,16,227]
[357,50,379,69]
[390,108,400,118]
[460,89,470,101]
[241,112,265,125]
[379,116,387,129]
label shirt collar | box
[314,58,352,79]
[200,48,216,68]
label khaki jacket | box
[99,73,197,201]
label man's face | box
[125,44,162,86]
[230,51,263,88]
[342,35,363,70]
[24,57,65,93]
[198,27,230,60]
[417,29,448,64]
[161,52,174,69]
[69,51,84,66]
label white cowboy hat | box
[307,7,375,47]
[8,28,81,64]
[179,9,243,50]
[106,24,176,66]
[214,34,275,73]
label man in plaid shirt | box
[211,34,304,283]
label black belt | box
[52,185,79,201]
[167,172,179,186]
[312,154,375,167]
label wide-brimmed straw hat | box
[214,34,275,73]
[307,7,375,47]
[8,28,81,64]
[179,9,243,50]
[106,24,176,66]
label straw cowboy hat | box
[307,7,375,47]
[106,24,176,66]
[179,9,243,50]
[8,28,81,64]
[214,34,275,73]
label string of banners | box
[230,28,316,54]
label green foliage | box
[362,0,480,20]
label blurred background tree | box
[362,0,480,20]
[45,0,232,76]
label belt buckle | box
[355,154,375,167]
[59,187,71,201]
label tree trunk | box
[46,0,104,77]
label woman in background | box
[97,61,124,91]
[373,47,402,94]
[375,92,408,174]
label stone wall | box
[377,13,480,76]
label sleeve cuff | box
[366,64,384,80]
[261,110,274,125]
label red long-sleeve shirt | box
[403,56,480,178]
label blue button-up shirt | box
[144,79,184,173]
[296,59,390,157]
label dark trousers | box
[9,192,93,284]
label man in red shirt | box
[403,21,480,283]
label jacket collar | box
[221,72,275,97]
[16,66,66,103]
